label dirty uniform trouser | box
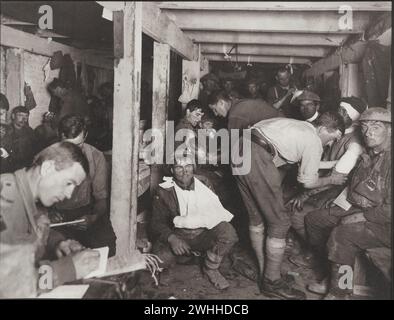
[305,206,361,250]
[327,222,388,266]
[290,187,343,234]
[152,221,238,270]
[234,139,291,239]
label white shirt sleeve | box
[319,160,338,169]
[334,142,364,174]
[297,139,322,185]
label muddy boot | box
[260,237,306,300]
[307,277,328,295]
[260,276,306,300]
[202,266,230,290]
[283,273,296,285]
[203,249,230,290]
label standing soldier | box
[232,112,345,299]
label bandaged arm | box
[333,142,363,174]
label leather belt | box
[250,129,275,156]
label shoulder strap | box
[13,171,39,236]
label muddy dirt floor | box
[136,241,324,300]
[131,177,385,300]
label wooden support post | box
[353,254,374,297]
[387,70,391,111]
[111,2,142,257]
[5,48,24,108]
[150,42,170,193]
[0,47,5,94]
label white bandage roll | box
[340,102,360,121]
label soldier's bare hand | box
[56,239,85,258]
[168,234,191,256]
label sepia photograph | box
[0,1,392,304]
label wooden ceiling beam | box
[162,10,373,34]
[141,2,198,60]
[203,54,312,65]
[185,30,347,47]
[96,1,198,60]
[159,2,391,12]
[0,24,113,69]
[201,44,330,57]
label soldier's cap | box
[222,78,235,83]
[11,106,30,115]
[247,78,259,85]
[200,73,219,84]
[296,90,320,102]
[359,107,391,123]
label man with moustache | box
[305,108,391,299]
[150,153,238,290]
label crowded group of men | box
[0,65,391,300]
[152,66,391,299]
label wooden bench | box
[353,247,391,298]
[365,247,391,282]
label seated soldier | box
[287,97,368,267]
[266,67,297,118]
[174,99,205,170]
[199,73,220,109]
[175,99,204,134]
[0,93,9,125]
[176,102,231,208]
[199,112,219,165]
[0,142,100,297]
[150,153,238,290]
[304,108,391,298]
[222,78,241,100]
[53,114,116,257]
[0,93,13,173]
[245,78,263,100]
[4,106,38,172]
[290,90,321,122]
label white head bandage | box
[340,102,360,121]
[306,111,319,122]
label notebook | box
[83,246,109,279]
